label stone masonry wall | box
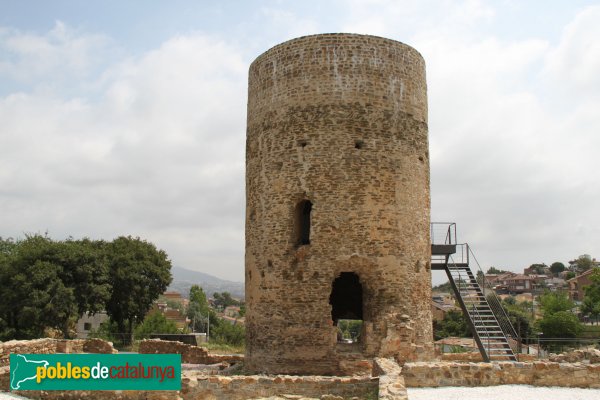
[11,371,378,400]
[0,338,116,367]
[373,358,408,400]
[403,361,600,388]
[0,338,117,392]
[138,339,243,365]
[245,33,433,375]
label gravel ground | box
[408,385,600,400]
[0,394,30,400]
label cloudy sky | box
[1,1,599,282]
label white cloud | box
[423,6,600,274]
[1,2,599,284]
[0,21,113,90]
[0,26,247,280]
[337,2,600,276]
[260,7,320,41]
[542,5,600,98]
[339,0,495,38]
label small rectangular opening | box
[336,319,363,343]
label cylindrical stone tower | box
[245,34,432,375]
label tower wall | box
[245,34,433,375]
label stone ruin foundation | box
[245,33,434,375]
[3,339,600,399]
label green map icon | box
[10,354,49,390]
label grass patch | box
[204,341,245,354]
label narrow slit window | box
[295,200,312,246]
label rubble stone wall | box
[373,358,408,400]
[404,361,600,388]
[138,339,243,365]
[5,358,600,399]
[9,371,378,400]
[0,338,116,367]
[245,32,433,375]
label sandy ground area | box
[408,385,600,400]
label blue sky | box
[1,1,599,282]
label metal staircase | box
[431,223,518,362]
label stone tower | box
[245,34,433,375]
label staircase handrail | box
[467,246,520,353]
[449,258,501,358]
[431,222,457,246]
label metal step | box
[437,254,518,363]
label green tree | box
[550,262,566,276]
[55,239,111,336]
[433,310,471,340]
[187,285,210,332]
[538,291,574,315]
[581,268,600,324]
[570,254,594,273]
[528,263,547,275]
[210,320,245,346]
[536,291,582,343]
[212,292,238,310]
[0,236,113,338]
[502,300,533,339]
[486,266,509,274]
[338,319,363,341]
[134,311,179,340]
[537,311,582,338]
[1,236,76,339]
[105,236,172,343]
[0,238,15,337]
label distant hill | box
[168,266,245,300]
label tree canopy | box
[486,266,509,274]
[582,268,600,323]
[538,291,575,316]
[134,310,179,340]
[433,310,471,340]
[550,262,566,276]
[187,285,210,333]
[536,291,581,340]
[0,235,171,341]
[569,254,595,273]
[105,236,172,340]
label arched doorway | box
[329,272,363,343]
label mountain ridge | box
[168,266,245,299]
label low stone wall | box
[439,352,536,362]
[0,339,60,367]
[0,338,117,393]
[0,338,116,367]
[373,358,407,400]
[138,339,243,365]
[13,371,378,400]
[404,361,600,388]
[83,338,118,354]
[5,340,600,399]
[549,347,600,363]
[182,371,378,399]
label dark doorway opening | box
[330,272,364,344]
[295,200,312,246]
[330,272,363,323]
